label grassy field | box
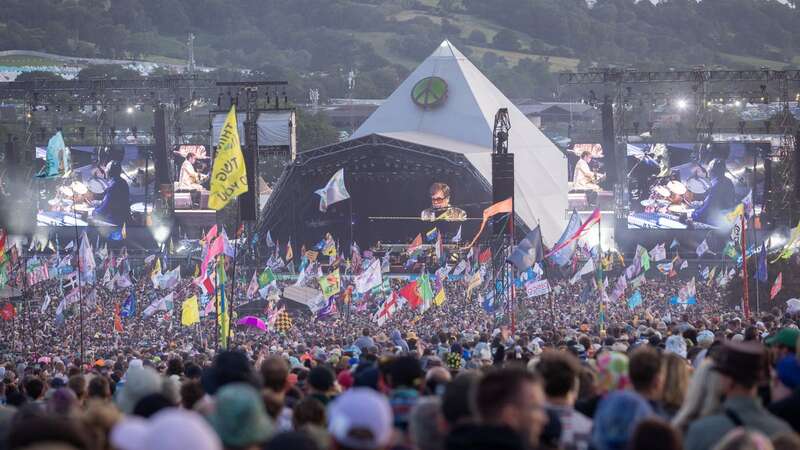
[467,46,580,71]
[0,54,62,66]
[719,52,789,69]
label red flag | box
[114,303,123,332]
[407,234,423,255]
[478,248,492,264]
[771,272,783,300]
[237,223,245,238]
[399,281,421,310]
[0,302,16,321]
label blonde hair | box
[712,429,774,450]
[662,353,690,413]
[671,359,724,431]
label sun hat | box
[328,387,392,450]
[208,383,273,448]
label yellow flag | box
[209,105,248,210]
[181,295,199,326]
[151,257,161,278]
[726,203,745,222]
[121,223,127,239]
[433,287,446,306]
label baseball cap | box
[765,328,800,350]
[328,387,393,450]
[776,355,800,389]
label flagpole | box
[228,206,242,347]
[751,155,760,317]
[741,214,751,320]
[70,192,85,364]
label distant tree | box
[468,30,488,45]
[297,110,339,152]
[481,51,507,69]
[77,65,142,80]
[13,71,65,82]
[441,19,461,38]
[491,29,521,52]
[438,0,458,12]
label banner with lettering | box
[209,105,248,210]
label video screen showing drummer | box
[629,157,735,230]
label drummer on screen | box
[690,159,736,225]
[178,152,208,191]
[92,161,130,226]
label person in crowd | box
[662,352,691,418]
[409,397,446,450]
[765,328,798,360]
[672,358,725,432]
[328,388,393,450]
[447,367,548,450]
[536,349,593,450]
[629,418,683,450]
[629,346,667,417]
[685,341,793,450]
[767,349,800,432]
[591,389,655,450]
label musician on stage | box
[690,159,736,226]
[572,151,602,192]
[92,161,130,226]
[178,152,208,191]
[421,182,466,222]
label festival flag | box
[78,232,95,284]
[546,208,601,258]
[319,269,341,298]
[355,259,382,294]
[696,239,709,258]
[315,168,351,212]
[468,197,513,248]
[258,267,276,289]
[742,190,754,219]
[478,248,492,264]
[36,131,69,178]
[771,272,783,300]
[113,303,123,333]
[466,270,482,299]
[707,266,717,287]
[246,270,259,298]
[407,234,423,255]
[726,202,746,222]
[157,267,181,290]
[121,222,127,240]
[209,105,248,210]
[649,243,666,262]
[40,294,51,314]
[700,266,710,280]
[399,280,422,309]
[570,258,596,284]
[315,296,338,320]
[452,225,462,243]
[0,302,16,321]
[627,290,643,310]
[417,273,435,312]
[373,291,399,326]
[181,295,200,326]
[507,225,544,272]
[285,240,293,262]
[425,227,439,242]
[433,269,447,306]
[773,220,800,262]
[756,243,768,283]
[120,292,136,318]
[144,293,172,317]
[670,277,697,305]
[350,242,362,274]
[265,230,275,248]
[322,235,337,258]
[635,245,650,272]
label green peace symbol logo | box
[411,77,448,109]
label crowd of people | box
[0,243,799,450]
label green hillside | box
[1,0,799,101]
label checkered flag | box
[274,311,293,333]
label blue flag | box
[755,243,768,282]
[550,210,581,266]
[121,292,136,318]
[627,290,643,309]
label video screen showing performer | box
[627,142,764,230]
[36,144,154,227]
[420,182,467,222]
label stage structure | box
[260,41,568,252]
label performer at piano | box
[178,152,208,191]
[690,159,736,226]
[92,161,130,226]
[573,151,603,191]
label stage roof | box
[352,40,568,244]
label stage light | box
[151,224,171,245]
[676,98,688,110]
[734,100,742,107]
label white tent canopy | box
[353,40,567,244]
